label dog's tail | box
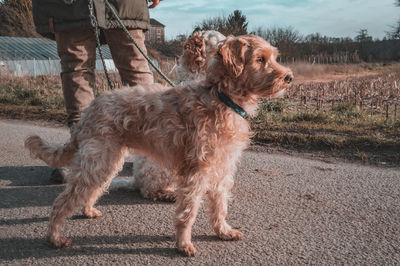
[24,135,77,167]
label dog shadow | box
[0,162,133,187]
[0,234,221,261]
[0,234,179,260]
[0,163,169,209]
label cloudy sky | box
[149,0,399,40]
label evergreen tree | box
[355,29,373,42]
[194,10,249,36]
[226,10,248,36]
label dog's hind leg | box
[48,183,80,248]
[207,174,243,241]
[48,138,126,248]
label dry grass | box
[0,72,124,122]
[0,75,64,108]
[0,62,399,165]
[288,62,400,83]
[251,68,400,165]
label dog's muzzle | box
[284,73,294,84]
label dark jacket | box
[32,0,150,35]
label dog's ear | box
[218,37,248,77]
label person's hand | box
[148,0,160,8]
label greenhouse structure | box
[0,36,117,77]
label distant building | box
[145,18,165,43]
[0,36,117,76]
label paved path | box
[0,119,399,265]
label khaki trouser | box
[55,28,154,127]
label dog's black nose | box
[284,73,293,84]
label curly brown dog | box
[25,35,293,256]
[109,29,226,201]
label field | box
[0,62,399,165]
[252,63,400,165]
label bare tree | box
[386,0,400,39]
[254,26,302,59]
[255,26,302,46]
[386,20,400,40]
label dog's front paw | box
[177,242,197,257]
[83,207,102,219]
[49,236,72,248]
[218,229,243,241]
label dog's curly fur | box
[110,29,226,201]
[25,35,293,256]
[110,30,226,201]
[177,29,226,82]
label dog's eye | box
[257,57,266,63]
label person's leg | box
[55,29,96,128]
[104,29,154,86]
[53,29,96,183]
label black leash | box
[103,0,175,87]
[88,0,114,90]
[87,0,175,89]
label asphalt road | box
[0,119,399,265]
